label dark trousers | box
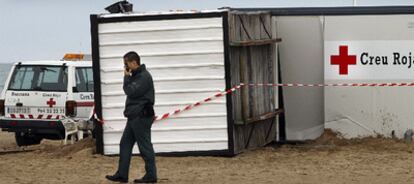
[117,116,157,179]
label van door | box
[72,67,94,119]
[4,65,68,120]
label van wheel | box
[14,132,43,146]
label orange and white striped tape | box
[93,82,414,124]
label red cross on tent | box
[331,45,357,75]
[47,98,56,108]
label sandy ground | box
[1,130,414,184]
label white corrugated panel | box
[98,17,228,155]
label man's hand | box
[124,67,131,76]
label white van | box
[0,54,94,146]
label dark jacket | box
[123,64,155,119]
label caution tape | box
[89,107,104,124]
[242,82,414,87]
[92,82,414,124]
[91,84,242,125]
[154,84,243,121]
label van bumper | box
[0,118,65,136]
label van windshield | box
[8,65,68,92]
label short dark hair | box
[123,51,141,65]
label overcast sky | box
[1,0,414,63]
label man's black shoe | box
[105,174,128,183]
[133,178,157,183]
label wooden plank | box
[230,38,282,47]
[246,47,254,118]
[0,147,37,155]
[230,48,241,123]
[239,48,249,121]
[245,109,284,124]
[252,16,261,117]
[262,15,272,113]
[233,118,277,153]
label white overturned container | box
[90,10,280,156]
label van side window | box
[75,67,94,92]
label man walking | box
[106,51,157,183]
